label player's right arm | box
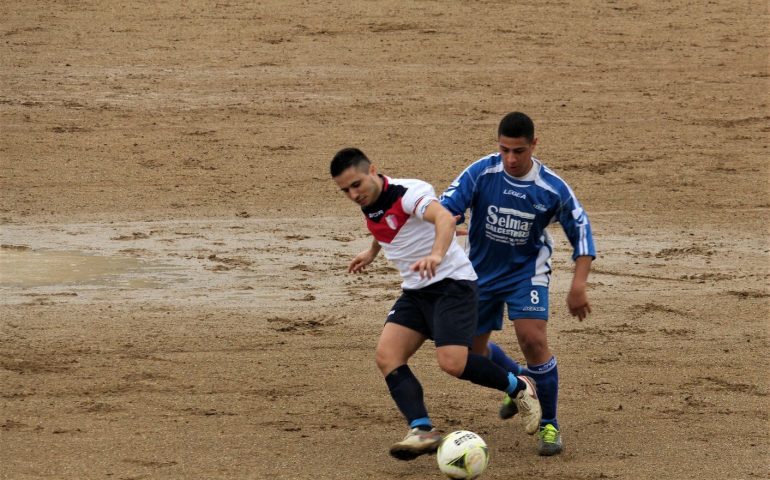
[348,238,381,273]
[409,201,455,279]
[439,161,482,224]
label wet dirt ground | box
[1,1,768,479]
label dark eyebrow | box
[500,144,527,152]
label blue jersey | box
[440,154,596,297]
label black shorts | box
[386,278,478,347]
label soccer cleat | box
[499,394,519,420]
[511,376,542,435]
[538,424,563,456]
[389,427,442,460]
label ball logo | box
[453,432,478,445]
[438,430,489,479]
[385,214,398,230]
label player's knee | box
[518,334,547,358]
[374,347,393,374]
[439,361,464,378]
[437,354,466,378]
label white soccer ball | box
[436,430,489,479]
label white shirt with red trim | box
[362,176,477,290]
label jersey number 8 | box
[530,290,540,304]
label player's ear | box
[369,163,377,176]
[530,137,538,149]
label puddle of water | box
[0,249,157,288]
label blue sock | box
[487,342,522,375]
[527,356,559,429]
[504,372,522,396]
[385,365,431,428]
[459,353,523,396]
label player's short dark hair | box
[330,147,371,177]
[498,112,535,142]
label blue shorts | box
[386,278,478,347]
[477,284,549,334]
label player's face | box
[334,164,381,208]
[499,135,537,177]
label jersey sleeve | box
[439,164,478,223]
[401,180,437,220]
[555,187,596,261]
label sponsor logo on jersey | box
[523,306,546,312]
[533,203,547,212]
[368,209,384,219]
[503,189,527,199]
[485,205,534,245]
[486,205,534,226]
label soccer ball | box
[436,430,489,479]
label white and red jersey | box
[362,176,477,290]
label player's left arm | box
[556,188,596,321]
[409,201,455,279]
[567,255,593,321]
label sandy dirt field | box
[1,1,768,479]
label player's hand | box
[567,284,591,321]
[348,249,377,274]
[453,215,468,236]
[409,254,443,279]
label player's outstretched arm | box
[409,201,455,279]
[349,238,381,273]
[567,255,593,321]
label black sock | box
[459,353,514,392]
[385,365,431,428]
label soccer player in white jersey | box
[440,112,596,456]
[330,147,541,460]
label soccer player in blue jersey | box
[331,147,541,460]
[440,112,596,456]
